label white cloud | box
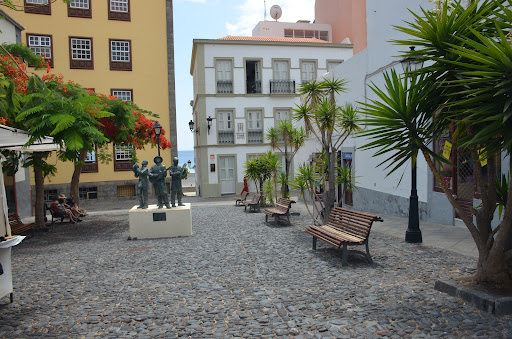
[226,0,316,36]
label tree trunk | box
[323,147,337,224]
[70,149,87,206]
[33,154,46,229]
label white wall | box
[324,0,432,202]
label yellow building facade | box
[6,0,177,202]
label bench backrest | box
[248,193,261,204]
[274,198,293,211]
[8,214,22,227]
[327,207,383,238]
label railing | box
[218,130,234,144]
[270,80,295,94]
[247,130,263,143]
[246,81,262,94]
[217,80,233,94]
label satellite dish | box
[270,5,282,21]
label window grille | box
[117,185,135,197]
[112,90,132,102]
[70,0,89,8]
[115,145,133,161]
[28,35,51,59]
[27,0,48,4]
[71,38,92,60]
[110,0,128,12]
[111,41,130,62]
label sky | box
[173,0,316,151]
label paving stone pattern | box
[1,203,511,338]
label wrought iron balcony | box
[246,81,262,94]
[270,80,295,94]
[217,80,233,94]
[247,130,263,143]
[218,130,234,144]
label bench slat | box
[306,207,383,266]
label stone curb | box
[435,279,512,316]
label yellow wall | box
[7,0,173,185]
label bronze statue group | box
[132,156,187,209]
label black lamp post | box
[401,46,424,243]
[188,120,194,132]
[153,121,162,157]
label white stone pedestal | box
[128,203,192,239]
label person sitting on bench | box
[50,197,80,224]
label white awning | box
[0,124,60,152]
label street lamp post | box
[401,46,424,243]
[153,121,162,157]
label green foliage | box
[23,152,56,178]
[263,181,274,205]
[2,44,45,69]
[496,173,510,219]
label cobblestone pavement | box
[1,201,511,338]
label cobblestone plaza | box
[0,198,511,338]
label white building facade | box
[320,0,509,226]
[190,32,353,197]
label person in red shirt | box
[241,176,249,195]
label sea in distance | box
[177,150,195,173]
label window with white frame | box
[275,109,291,141]
[111,89,132,102]
[69,37,93,69]
[275,109,290,123]
[247,110,263,143]
[271,60,294,93]
[25,0,51,15]
[301,61,316,84]
[114,144,134,171]
[218,110,234,144]
[110,39,132,71]
[115,145,133,161]
[68,0,91,18]
[327,61,342,73]
[81,147,98,173]
[216,59,233,94]
[70,0,89,8]
[108,0,130,21]
[27,34,53,67]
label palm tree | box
[364,0,512,287]
[294,77,361,222]
[266,119,306,196]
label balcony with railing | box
[270,80,295,94]
[247,130,263,143]
[217,80,233,94]
[218,130,234,144]
[246,81,262,94]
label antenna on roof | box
[264,0,267,21]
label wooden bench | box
[235,191,249,206]
[263,198,294,226]
[306,207,383,266]
[8,214,37,235]
[243,193,262,212]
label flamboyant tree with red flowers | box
[39,74,172,205]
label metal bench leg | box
[341,243,349,266]
[265,215,268,222]
[365,240,373,264]
[313,237,317,250]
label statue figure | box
[149,156,171,209]
[132,160,149,209]
[169,157,187,207]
